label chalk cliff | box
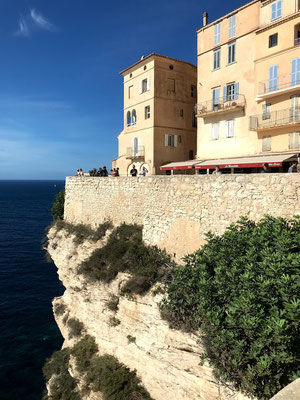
[46,225,251,400]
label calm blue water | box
[0,180,65,400]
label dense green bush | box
[67,318,84,339]
[54,302,66,316]
[161,216,300,399]
[53,220,112,244]
[79,224,172,294]
[72,335,153,400]
[43,348,80,400]
[106,294,119,312]
[51,190,65,220]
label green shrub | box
[84,354,153,399]
[53,220,112,245]
[72,335,98,373]
[127,335,136,344]
[54,303,66,316]
[67,318,84,339]
[106,294,119,312]
[43,348,80,400]
[79,224,172,294]
[161,216,300,399]
[51,190,65,220]
[108,316,121,327]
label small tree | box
[51,190,65,220]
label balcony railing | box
[126,146,145,159]
[249,107,300,131]
[194,94,245,117]
[258,74,300,95]
[295,37,300,46]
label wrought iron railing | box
[258,74,300,95]
[295,37,300,45]
[249,107,300,130]
[194,94,245,116]
[126,146,145,159]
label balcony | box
[126,146,145,160]
[257,74,300,101]
[249,107,300,131]
[295,37,300,46]
[195,94,245,118]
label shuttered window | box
[262,136,271,152]
[223,82,239,101]
[228,14,236,39]
[164,134,177,147]
[269,65,278,91]
[212,123,220,140]
[213,49,221,70]
[289,132,300,149]
[214,22,221,46]
[140,77,150,93]
[271,0,282,21]
[228,42,236,64]
[226,120,234,138]
[291,57,300,86]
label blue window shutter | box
[223,86,227,102]
[277,0,282,18]
[269,65,278,91]
[271,2,276,20]
[234,82,239,99]
[291,58,300,86]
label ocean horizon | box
[0,180,65,400]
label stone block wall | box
[64,175,300,259]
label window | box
[133,137,140,156]
[211,123,220,140]
[164,134,177,147]
[145,106,150,119]
[289,132,300,149]
[178,135,182,143]
[290,95,299,122]
[271,0,282,21]
[262,136,271,152]
[167,78,175,92]
[269,33,278,48]
[228,42,236,64]
[214,22,221,46]
[269,65,278,91]
[126,111,131,127]
[180,109,184,117]
[128,85,133,98]
[223,82,239,101]
[212,88,220,109]
[132,109,137,125]
[291,57,300,86]
[140,78,150,93]
[228,14,236,39]
[295,25,300,45]
[213,49,221,70]
[226,120,234,138]
[189,150,194,160]
[262,102,271,120]
[191,85,196,98]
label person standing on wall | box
[101,166,108,177]
[288,161,298,173]
[212,165,221,175]
[130,165,138,177]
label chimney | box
[203,12,208,27]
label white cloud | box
[15,9,57,37]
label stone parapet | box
[64,175,300,259]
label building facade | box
[113,54,197,175]
[195,0,300,169]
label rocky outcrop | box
[47,226,251,400]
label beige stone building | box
[195,0,300,173]
[113,54,197,175]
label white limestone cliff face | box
[47,226,251,400]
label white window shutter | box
[165,134,169,147]
[147,77,150,91]
[174,135,178,147]
[140,81,143,94]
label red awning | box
[195,154,297,169]
[160,160,202,171]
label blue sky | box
[0,0,247,179]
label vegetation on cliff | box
[78,223,173,295]
[43,335,153,400]
[161,216,300,400]
[51,190,65,220]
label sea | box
[0,180,66,400]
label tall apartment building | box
[195,0,300,172]
[113,54,197,175]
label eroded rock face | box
[47,227,251,400]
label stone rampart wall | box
[64,175,300,258]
